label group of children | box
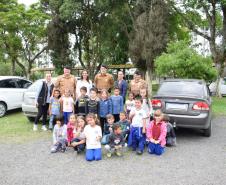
[49,85,176,161]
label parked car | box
[152,79,212,137]
[0,76,32,117]
[22,77,80,122]
[209,78,226,96]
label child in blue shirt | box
[110,87,123,122]
[99,89,112,132]
[117,111,130,139]
[101,114,115,145]
[48,89,61,130]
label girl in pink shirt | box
[67,114,77,145]
[146,109,167,155]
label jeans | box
[34,103,49,125]
[101,134,110,145]
[49,114,58,129]
[86,148,102,161]
[148,142,164,155]
[63,112,72,124]
[71,138,85,152]
[52,138,68,152]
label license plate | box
[166,103,188,111]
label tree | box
[129,0,169,97]
[169,0,226,97]
[155,40,217,81]
[0,1,49,78]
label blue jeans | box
[148,142,164,155]
[49,114,57,129]
[86,148,102,161]
[63,112,72,124]
[71,138,85,152]
[128,127,146,152]
[101,134,110,145]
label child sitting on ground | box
[75,86,89,117]
[146,110,167,156]
[84,113,102,161]
[51,116,67,153]
[101,114,115,145]
[105,123,125,158]
[128,96,146,155]
[71,116,86,154]
[162,114,176,147]
[67,114,77,146]
[117,111,130,139]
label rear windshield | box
[157,81,205,98]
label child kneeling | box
[105,124,125,158]
[146,110,167,155]
[51,116,68,153]
[84,113,102,161]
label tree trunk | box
[146,66,153,99]
[11,60,16,75]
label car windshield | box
[158,81,205,98]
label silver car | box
[0,76,32,117]
[152,79,212,137]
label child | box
[125,92,135,116]
[105,123,125,157]
[99,89,112,132]
[117,111,130,139]
[84,113,102,161]
[110,87,123,122]
[146,110,167,155]
[101,114,115,145]
[75,86,89,116]
[61,89,74,124]
[162,114,176,147]
[67,114,77,145]
[48,89,61,130]
[71,116,86,153]
[128,96,146,155]
[87,88,99,116]
[51,116,67,153]
[140,88,152,126]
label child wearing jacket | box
[146,110,167,155]
[75,86,89,116]
[163,114,176,146]
[99,89,112,132]
[110,87,124,122]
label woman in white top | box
[76,70,93,98]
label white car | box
[209,78,226,96]
[0,76,32,117]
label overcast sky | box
[18,0,38,6]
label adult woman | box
[76,70,93,98]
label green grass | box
[212,97,226,117]
[0,111,51,143]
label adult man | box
[129,71,147,96]
[94,64,114,93]
[114,70,128,103]
[54,66,77,99]
[33,73,54,131]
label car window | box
[158,81,205,97]
[16,79,32,88]
[0,79,17,88]
[27,80,43,92]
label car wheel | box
[203,121,212,137]
[27,116,35,122]
[0,102,7,117]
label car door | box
[14,79,32,107]
[0,79,19,109]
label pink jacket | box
[146,120,167,147]
[67,122,75,143]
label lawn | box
[0,110,51,143]
[0,97,225,143]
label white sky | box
[18,0,38,6]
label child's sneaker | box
[33,124,38,131]
[106,152,112,158]
[41,125,47,131]
[116,150,122,157]
[136,150,143,155]
[51,147,57,153]
[61,147,66,153]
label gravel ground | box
[0,117,226,185]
